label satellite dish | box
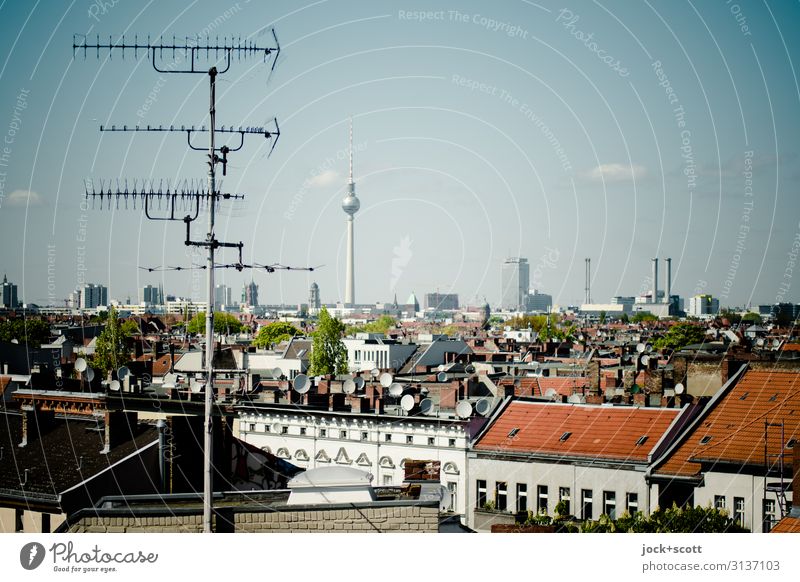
[271,422,282,433]
[773,339,781,348]
[190,380,203,393]
[530,361,539,370]
[271,367,283,379]
[400,394,414,411]
[109,380,121,392]
[475,398,492,416]
[370,368,380,378]
[465,364,476,374]
[579,334,585,341]
[675,383,685,394]
[163,373,178,386]
[293,374,310,394]
[544,388,558,400]
[437,364,446,372]
[456,400,473,419]
[354,376,365,390]
[75,358,87,372]
[388,383,403,397]
[86,367,95,382]
[117,366,129,380]
[641,354,650,366]
[436,371,447,382]
[756,338,765,347]
[420,398,434,415]
[645,344,652,353]
[636,343,645,354]
[379,372,393,388]
[343,378,356,394]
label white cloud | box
[588,163,647,182]
[4,189,43,207]
[306,170,339,188]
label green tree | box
[91,306,131,377]
[599,311,606,325]
[505,314,549,332]
[186,312,243,334]
[253,322,301,348]
[620,313,630,324]
[653,322,706,351]
[741,312,762,325]
[632,311,658,323]
[309,307,348,375]
[0,318,51,347]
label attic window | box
[700,435,713,445]
[636,435,649,446]
[507,428,520,439]
[787,439,797,449]
[739,392,749,401]
[559,431,572,442]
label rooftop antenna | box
[74,30,287,534]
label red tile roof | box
[770,517,800,533]
[474,400,680,463]
[652,369,800,479]
[496,376,589,398]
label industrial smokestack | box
[651,258,659,304]
[585,258,591,304]
[665,258,672,304]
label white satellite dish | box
[86,367,95,382]
[420,398,434,415]
[388,383,403,397]
[370,368,380,378]
[674,383,685,395]
[190,380,203,394]
[530,361,539,370]
[436,371,447,382]
[544,388,558,400]
[163,372,178,386]
[109,380,121,392]
[293,374,310,394]
[271,367,283,379]
[343,378,356,394]
[75,358,87,372]
[117,366,129,380]
[400,394,415,411]
[773,339,781,348]
[756,338,765,347]
[271,422,283,433]
[354,376,365,390]
[455,400,473,419]
[645,344,652,353]
[636,343,645,354]
[475,398,492,416]
[579,334,585,341]
[437,364,446,372]
[641,355,650,366]
[379,372,393,388]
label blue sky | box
[1,0,799,309]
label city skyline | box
[1,1,799,309]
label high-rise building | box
[78,283,108,309]
[309,282,321,309]
[501,257,529,311]
[214,284,232,310]
[424,292,459,311]
[140,284,164,306]
[526,289,552,312]
[1,274,19,308]
[341,118,360,306]
[242,281,259,308]
[688,294,719,317]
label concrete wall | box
[0,508,66,533]
[66,504,439,533]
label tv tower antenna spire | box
[74,31,289,533]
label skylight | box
[739,392,749,400]
[636,435,649,446]
[787,438,797,449]
[700,435,713,445]
[507,428,520,438]
[559,431,572,442]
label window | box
[559,487,571,516]
[733,497,745,526]
[581,489,593,520]
[384,433,392,442]
[476,479,487,508]
[516,484,528,513]
[406,435,413,444]
[447,482,457,512]
[339,430,347,439]
[626,492,639,514]
[428,437,435,446]
[507,428,520,438]
[763,499,776,533]
[603,491,616,519]
[448,438,456,448]
[248,423,255,432]
[361,431,369,441]
[537,485,548,514]
[495,482,508,511]
[714,495,726,511]
[299,427,307,436]
[700,435,712,445]
[383,474,393,485]
[319,428,327,438]
[635,435,649,446]
[264,424,271,432]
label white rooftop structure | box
[287,466,376,505]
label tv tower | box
[342,117,360,305]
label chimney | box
[791,445,800,517]
[651,258,659,303]
[665,258,672,305]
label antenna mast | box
[74,32,281,533]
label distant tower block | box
[665,258,672,304]
[651,257,659,303]
[341,117,360,305]
[309,282,321,309]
